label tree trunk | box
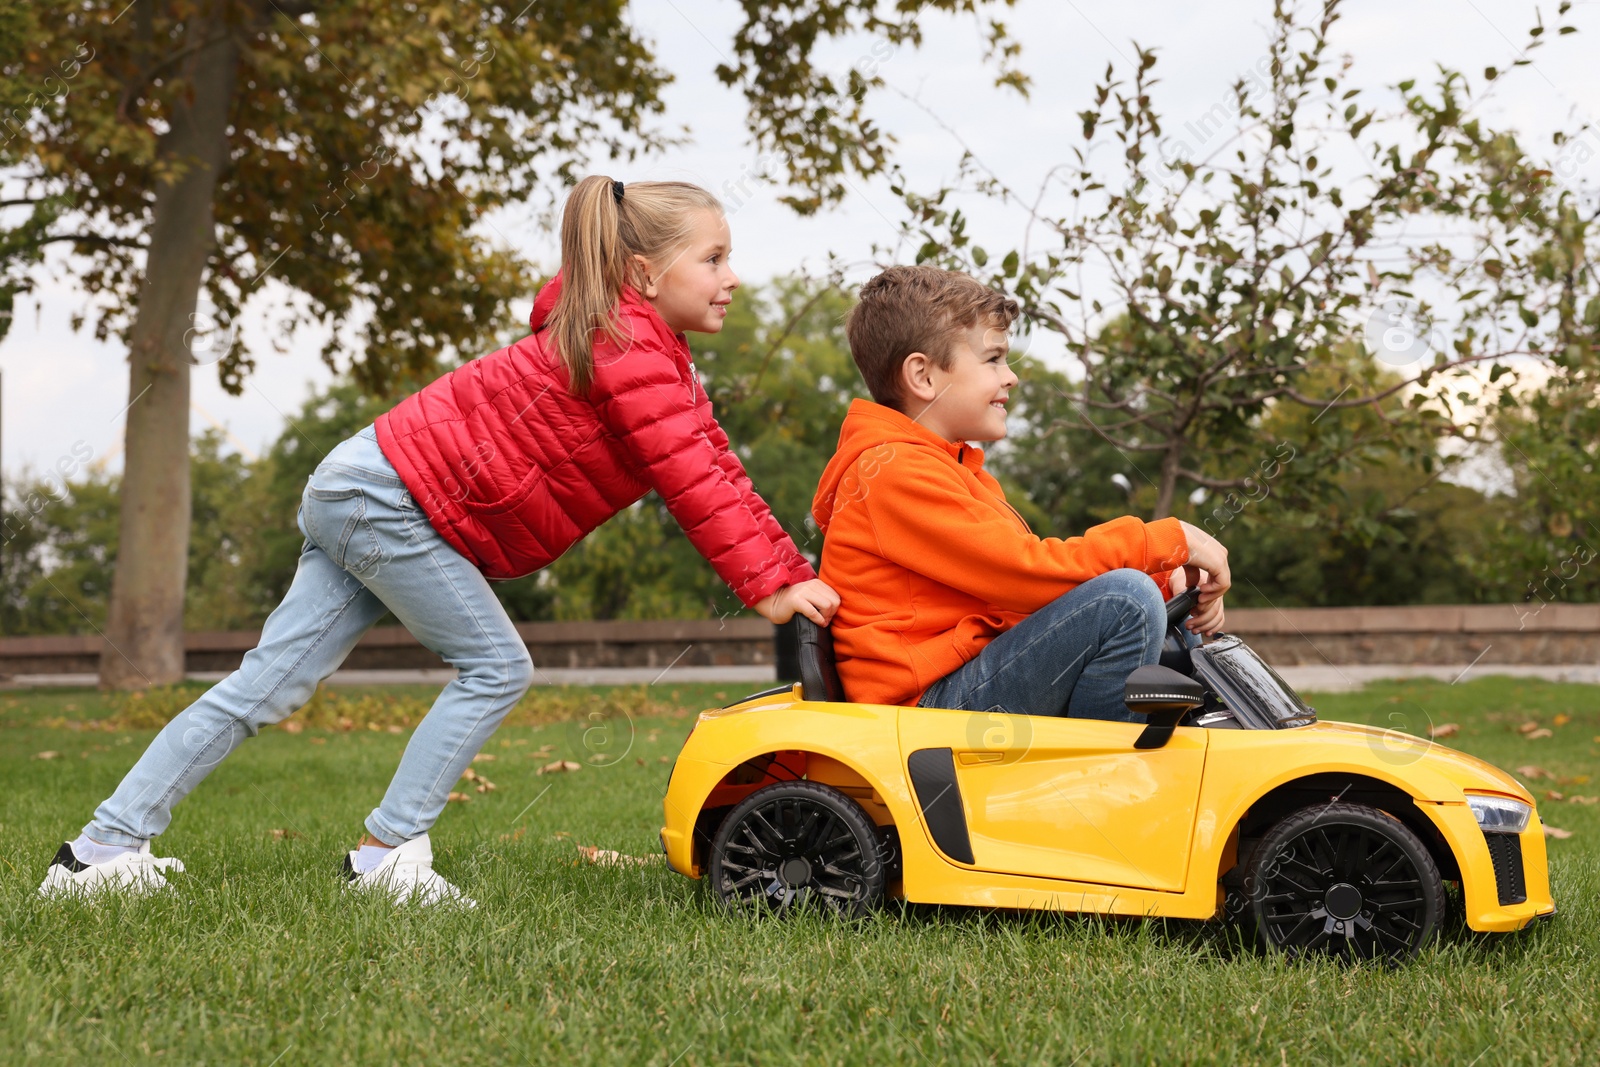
[99,16,238,689]
[1152,443,1182,520]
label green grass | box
[2,676,1598,1065]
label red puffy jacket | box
[374,275,815,606]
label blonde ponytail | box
[548,175,724,394]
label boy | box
[812,265,1231,719]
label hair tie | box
[611,180,625,204]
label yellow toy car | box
[661,591,1555,961]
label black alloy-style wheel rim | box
[716,794,874,917]
[1255,821,1432,960]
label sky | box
[3,0,1598,485]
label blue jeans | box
[917,568,1171,723]
[85,425,534,847]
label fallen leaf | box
[1516,765,1549,779]
[1526,728,1554,740]
[498,826,527,842]
[447,791,472,803]
[1554,714,1572,727]
[1561,775,1592,786]
[1428,723,1460,739]
[473,753,497,763]
[1546,790,1566,802]
[636,757,646,766]
[575,844,656,868]
[309,737,327,745]
[474,774,497,793]
[33,751,60,760]
[387,725,404,734]
[1569,795,1599,805]
[552,830,572,840]
[1544,825,1574,839]
[538,759,581,775]
[269,828,301,840]
[1518,721,1542,735]
[281,720,305,734]
[462,767,480,782]
[658,755,671,764]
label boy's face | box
[903,319,1018,443]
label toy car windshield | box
[1192,634,1317,729]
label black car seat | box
[796,615,848,702]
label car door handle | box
[958,752,1004,765]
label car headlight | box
[1468,794,1531,834]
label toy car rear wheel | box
[708,781,887,919]
[1243,802,1445,962]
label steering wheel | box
[1164,585,1199,630]
[1158,581,1202,682]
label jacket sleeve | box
[590,336,815,606]
[858,452,1189,613]
[700,391,818,583]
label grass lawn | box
[2,675,1598,1065]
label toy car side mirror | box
[1124,664,1205,750]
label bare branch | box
[31,233,146,250]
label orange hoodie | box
[811,399,1190,707]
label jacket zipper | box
[955,443,1031,534]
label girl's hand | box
[753,579,841,626]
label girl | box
[40,176,840,907]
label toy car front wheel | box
[1242,802,1445,962]
[708,781,887,918]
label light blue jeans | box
[85,425,534,848]
[917,568,1175,723]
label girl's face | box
[637,209,740,335]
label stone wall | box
[1223,603,1600,667]
[0,618,778,676]
[2,604,1596,677]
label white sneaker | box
[37,840,186,898]
[342,833,477,908]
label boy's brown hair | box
[845,265,1020,410]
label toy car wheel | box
[1243,802,1445,962]
[708,781,887,919]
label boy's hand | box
[753,579,841,626]
[1175,521,1232,635]
[1170,565,1227,636]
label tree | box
[1185,353,1493,607]
[1,428,245,638]
[0,0,53,343]
[2,0,1022,687]
[987,339,1494,607]
[895,0,1593,521]
[1474,374,1600,610]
